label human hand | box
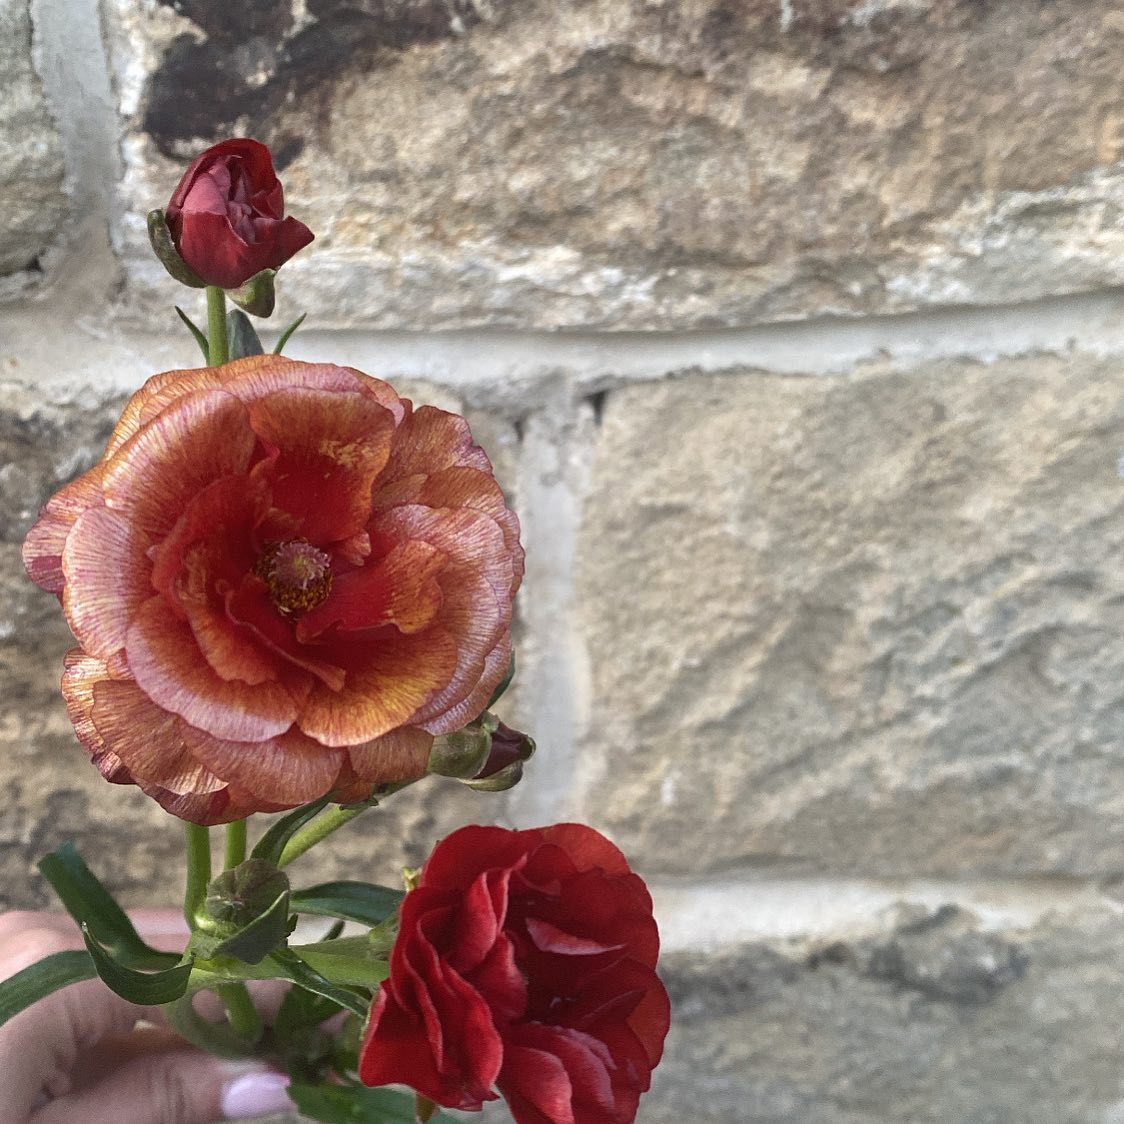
[0,910,295,1124]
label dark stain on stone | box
[144,0,497,157]
[865,906,1030,1006]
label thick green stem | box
[215,982,263,1044]
[183,823,212,929]
[223,820,247,870]
[206,285,229,366]
[164,990,259,1060]
[277,805,368,868]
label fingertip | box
[220,1068,294,1120]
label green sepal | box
[266,949,370,1019]
[288,1081,459,1123]
[0,951,96,1029]
[273,312,307,354]
[227,309,264,359]
[175,306,210,360]
[82,927,192,1004]
[147,209,206,288]
[38,843,179,969]
[488,650,516,708]
[230,268,276,317]
[290,881,404,928]
[289,936,390,990]
[252,795,333,866]
[190,887,294,966]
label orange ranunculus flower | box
[22,357,523,825]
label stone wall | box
[3,1,1124,1120]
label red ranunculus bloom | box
[359,824,670,1124]
[22,356,523,824]
[165,138,313,290]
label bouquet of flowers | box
[1,139,668,1122]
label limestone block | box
[0,377,524,909]
[577,355,1124,875]
[0,0,68,289]
[647,903,1124,1123]
[106,0,1124,329]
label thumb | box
[33,1055,294,1124]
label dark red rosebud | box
[358,824,670,1124]
[164,138,313,291]
[464,720,535,791]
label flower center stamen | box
[254,539,333,615]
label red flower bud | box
[165,138,313,291]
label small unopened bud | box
[203,858,290,930]
[147,208,206,288]
[230,268,277,318]
[428,712,498,779]
[463,721,535,792]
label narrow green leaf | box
[288,1081,459,1123]
[275,984,346,1041]
[290,937,390,990]
[252,795,333,866]
[272,311,307,354]
[83,927,192,1005]
[290,882,405,928]
[39,843,179,969]
[227,309,265,359]
[266,950,369,1019]
[190,888,293,965]
[0,951,95,1028]
[175,306,210,360]
[487,649,516,708]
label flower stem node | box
[147,208,206,288]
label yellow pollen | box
[254,539,333,615]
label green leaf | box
[82,927,193,1005]
[276,984,347,1042]
[291,882,405,928]
[38,843,179,970]
[252,795,333,866]
[0,951,96,1028]
[189,887,293,965]
[273,311,307,354]
[288,1081,460,1123]
[487,649,516,708]
[266,949,370,1019]
[290,937,390,990]
[175,306,210,360]
[227,309,265,358]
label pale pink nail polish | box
[221,1070,293,1119]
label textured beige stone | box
[0,376,524,908]
[106,0,1124,328]
[577,355,1124,875]
[0,0,68,287]
[647,903,1124,1123]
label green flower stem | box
[224,820,247,870]
[277,805,368,869]
[214,982,263,1044]
[206,285,229,366]
[164,989,260,1060]
[183,823,212,929]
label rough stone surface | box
[646,903,1124,1123]
[0,0,68,288]
[577,354,1124,876]
[0,375,524,909]
[106,0,1124,328]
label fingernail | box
[221,1070,293,1119]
